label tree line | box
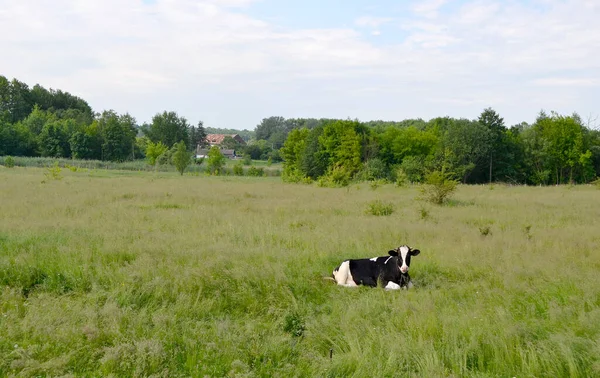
[279,110,600,185]
[2,75,599,185]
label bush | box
[206,146,226,175]
[419,170,458,205]
[359,158,388,181]
[592,178,600,189]
[394,167,408,187]
[365,200,395,216]
[172,141,192,175]
[247,166,265,177]
[233,162,244,176]
[243,155,252,166]
[44,161,63,181]
[4,156,15,168]
[317,165,351,188]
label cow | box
[330,245,421,290]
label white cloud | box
[355,16,394,28]
[0,0,598,127]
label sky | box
[1,0,599,130]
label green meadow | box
[1,167,599,377]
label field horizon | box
[1,166,599,377]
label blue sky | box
[1,0,599,129]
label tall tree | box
[189,121,207,150]
[478,108,505,183]
[143,111,190,148]
[98,111,137,162]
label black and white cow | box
[331,245,421,290]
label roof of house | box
[206,134,227,144]
[205,134,246,145]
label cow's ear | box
[410,249,420,256]
[388,249,399,256]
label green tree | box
[39,121,70,157]
[436,118,491,183]
[478,108,505,183]
[206,146,226,175]
[98,111,137,162]
[189,122,207,150]
[172,140,192,175]
[0,120,37,156]
[280,128,310,181]
[319,120,364,177]
[145,141,168,166]
[143,111,190,148]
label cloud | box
[0,0,598,127]
[355,16,394,28]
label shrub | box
[592,178,600,189]
[206,146,226,175]
[394,167,409,187]
[369,179,387,190]
[172,141,192,175]
[243,154,252,166]
[419,170,458,205]
[247,166,265,177]
[233,162,244,176]
[44,161,63,181]
[317,165,351,188]
[4,156,15,168]
[359,158,388,181]
[365,200,395,216]
[283,312,305,338]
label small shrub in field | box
[395,167,408,187]
[317,165,351,188]
[233,162,244,176]
[419,170,458,205]
[592,178,600,189]
[419,206,430,220]
[369,179,387,190]
[523,224,532,240]
[172,141,192,175]
[365,200,395,216]
[243,155,252,166]
[4,156,15,168]
[479,225,491,237]
[283,312,305,337]
[247,166,265,177]
[44,162,63,181]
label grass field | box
[1,166,600,377]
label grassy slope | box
[1,167,599,377]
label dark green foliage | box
[188,122,207,150]
[99,111,137,162]
[358,158,388,181]
[143,111,190,149]
[283,312,305,337]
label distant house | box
[196,133,245,159]
[195,146,238,160]
[205,134,246,147]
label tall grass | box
[1,169,599,377]
[0,156,282,176]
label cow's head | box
[388,245,420,274]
